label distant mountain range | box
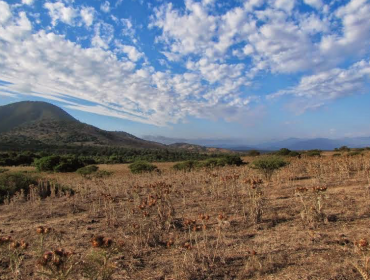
[144,136,370,151]
[2,101,368,152]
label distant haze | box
[143,136,370,151]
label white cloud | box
[44,1,77,26]
[80,7,95,27]
[0,1,12,24]
[151,1,217,57]
[1,0,370,126]
[100,1,110,13]
[243,44,254,56]
[303,0,323,9]
[0,7,256,126]
[91,22,114,49]
[22,0,35,5]
[273,0,296,13]
[116,43,144,61]
[269,60,370,112]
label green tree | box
[251,156,288,181]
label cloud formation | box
[0,0,369,127]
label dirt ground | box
[1,153,370,279]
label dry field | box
[1,153,370,279]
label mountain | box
[0,101,76,133]
[253,137,370,151]
[0,101,164,149]
[168,143,234,154]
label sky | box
[0,0,370,144]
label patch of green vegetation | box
[0,168,9,174]
[94,170,113,178]
[129,161,158,174]
[332,153,341,157]
[34,156,84,173]
[0,172,74,203]
[347,151,362,157]
[0,147,239,167]
[76,165,99,177]
[247,150,260,157]
[304,149,322,157]
[173,160,200,172]
[173,156,245,172]
[251,156,288,181]
[0,172,38,203]
[335,146,350,152]
[275,148,301,157]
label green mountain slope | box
[0,101,76,133]
[0,101,164,149]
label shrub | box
[288,151,301,157]
[34,156,61,172]
[173,160,199,172]
[200,158,220,168]
[247,150,260,157]
[332,153,341,157]
[251,156,288,181]
[94,170,113,178]
[348,151,362,157]
[0,172,38,203]
[129,161,158,174]
[0,168,9,174]
[76,165,99,176]
[305,150,322,157]
[220,155,244,166]
[276,148,292,156]
[338,146,350,152]
[35,156,84,173]
[54,157,84,173]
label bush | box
[129,161,158,174]
[0,173,74,203]
[76,165,99,176]
[220,155,244,166]
[288,151,301,157]
[35,156,84,173]
[200,158,220,168]
[276,148,292,156]
[251,156,288,181]
[173,156,244,171]
[0,172,38,203]
[347,151,362,157]
[332,153,341,157]
[247,150,260,157]
[337,146,350,152]
[305,150,322,157]
[0,168,9,174]
[94,170,113,178]
[173,160,199,172]
[275,148,301,157]
[34,155,61,172]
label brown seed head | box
[36,226,45,234]
[103,238,113,248]
[91,236,105,248]
[11,241,21,249]
[357,239,369,248]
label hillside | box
[168,143,234,154]
[0,101,76,133]
[0,101,164,149]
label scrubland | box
[1,153,370,279]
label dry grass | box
[1,152,370,279]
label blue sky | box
[0,0,370,144]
